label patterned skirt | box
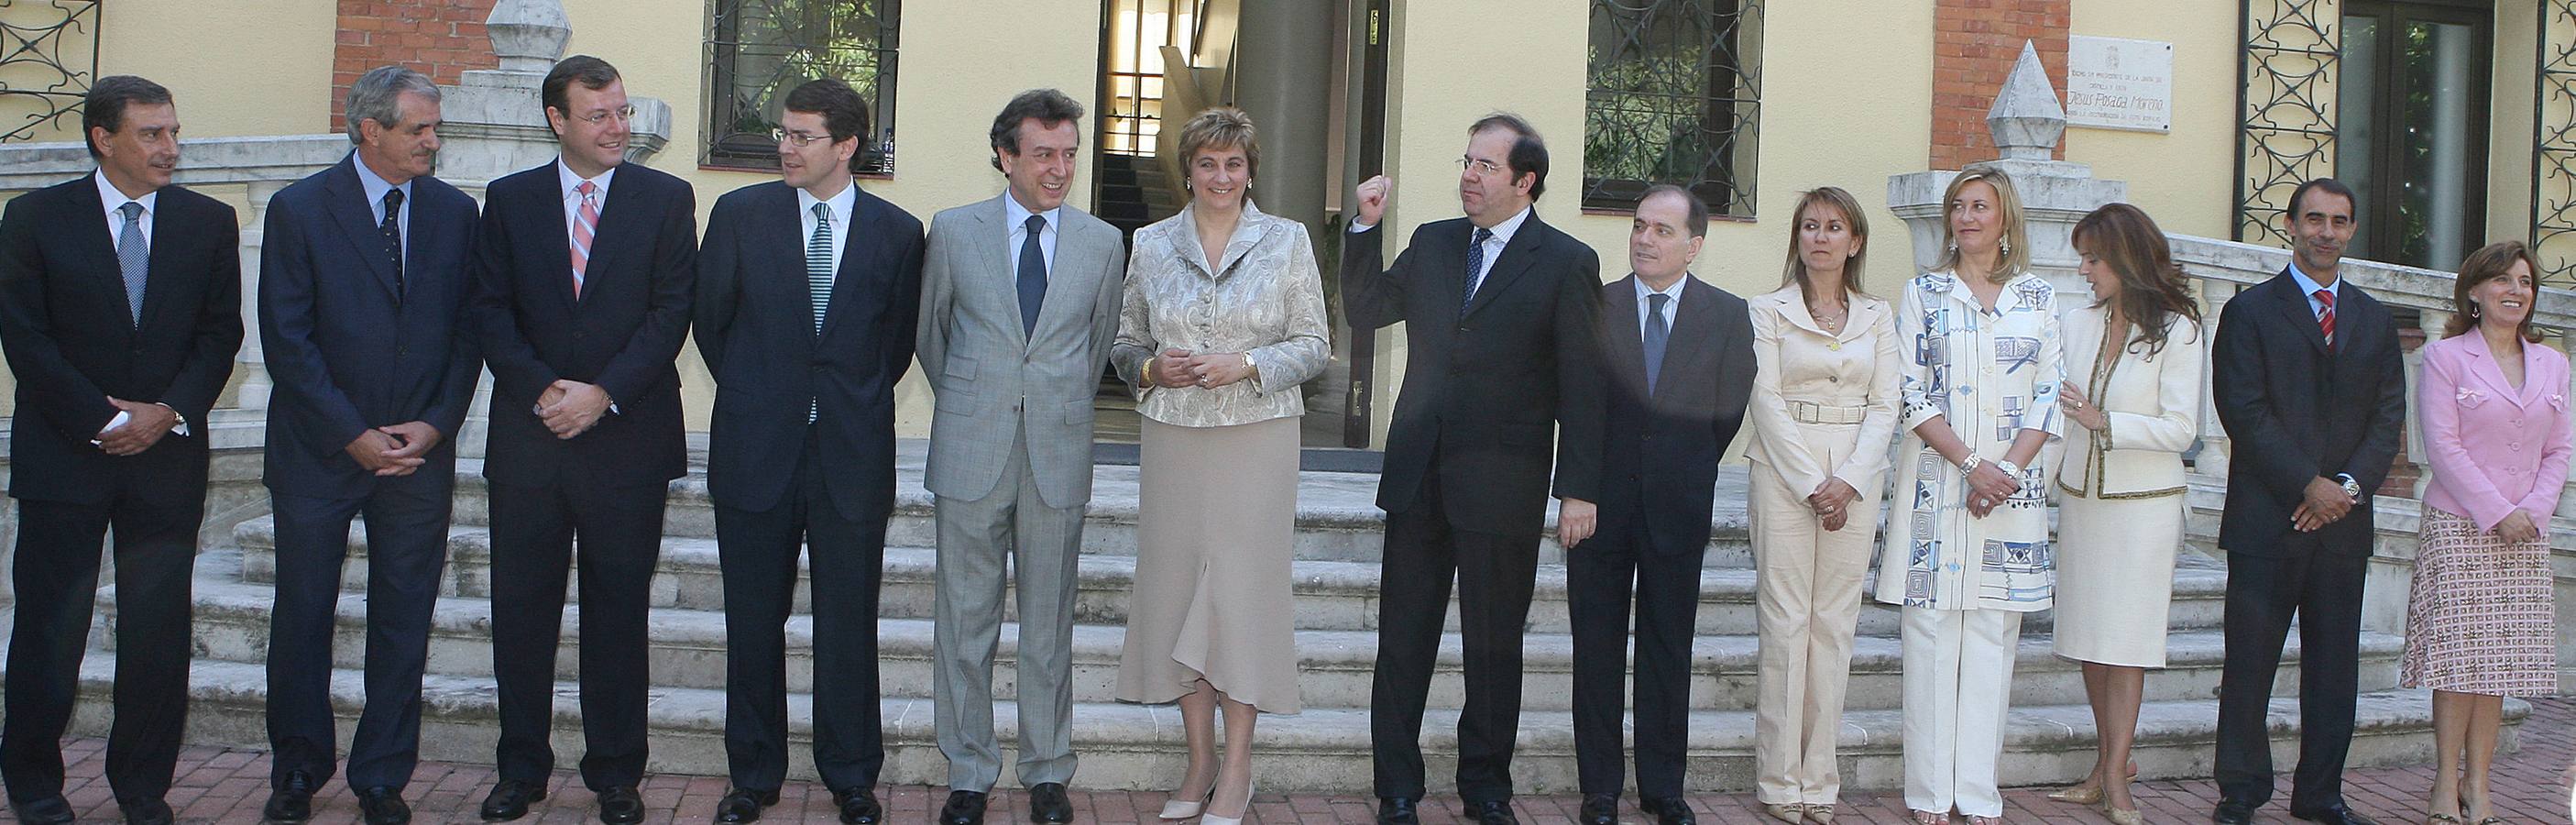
[2400,508,2558,697]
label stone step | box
[440,451,1761,566]
[227,522,2236,636]
[49,656,2523,795]
[135,577,2401,714]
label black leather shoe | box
[1026,783,1073,824]
[1577,793,1618,825]
[832,786,882,825]
[480,778,549,821]
[356,786,411,825]
[1376,797,1420,825]
[597,786,644,824]
[2292,803,2380,825]
[8,796,73,825]
[263,771,318,822]
[2213,798,2257,825]
[120,798,175,825]
[1640,797,1697,825]
[713,787,779,824]
[1468,799,1519,825]
[938,790,989,825]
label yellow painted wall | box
[2065,0,2240,239]
[100,1,337,141]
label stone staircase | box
[69,443,2523,795]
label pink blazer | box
[2418,332,2575,532]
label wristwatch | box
[1992,458,2023,479]
[2336,473,2362,499]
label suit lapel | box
[765,185,820,343]
[1029,209,1092,352]
[1463,218,1541,318]
[325,159,403,302]
[66,177,132,334]
[534,172,581,312]
[135,188,191,334]
[2271,271,2329,356]
[1605,275,1649,399]
[1656,278,1721,402]
[821,190,884,342]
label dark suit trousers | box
[264,471,453,792]
[1567,505,1704,799]
[1370,458,1541,804]
[487,478,667,790]
[1,482,200,806]
[716,427,887,794]
[2214,549,2368,811]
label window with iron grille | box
[704,0,899,173]
[1582,0,1762,217]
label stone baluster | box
[2193,279,2232,480]
[233,181,283,412]
[2411,310,2451,500]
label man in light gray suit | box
[916,88,1126,825]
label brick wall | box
[1930,0,2070,170]
[330,0,497,130]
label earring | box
[1999,237,2011,256]
[2469,302,2482,318]
[1946,240,1958,254]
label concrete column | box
[1232,0,1334,232]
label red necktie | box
[2314,288,2335,347]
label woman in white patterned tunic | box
[1107,108,1330,825]
[1872,165,2064,825]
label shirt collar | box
[1003,191,1062,234]
[350,152,411,207]
[93,169,157,218]
[795,179,858,222]
[2287,259,2339,301]
[556,158,617,201]
[1477,204,1533,245]
[1633,273,1687,304]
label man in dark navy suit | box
[466,55,696,825]
[0,75,242,825]
[257,65,481,825]
[694,78,924,825]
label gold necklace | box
[1811,302,1847,332]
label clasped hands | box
[93,396,180,456]
[344,421,441,477]
[1808,477,1860,531]
[2290,476,2356,533]
[1149,348,1253,390]
[533,379,612,439]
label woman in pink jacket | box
[2408,239,2566,825]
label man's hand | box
[95,397,179,456]
[1558,497,1598,549]
[538,380,611,439]
[2292,476,2355,532]
[1354,175,1392,226]
[2495,510,2542,544]
[345,428,424,476]
[535,381,567,412]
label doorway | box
[2336,0,2492,270]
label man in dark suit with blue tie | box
[1568,185,1753,825]
[694,78,924,825]
[466,56,696,825]
[257,65,481,825]
[0,76,242,825]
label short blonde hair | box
[1174,106,1259,183]
[1934,163,2031,283]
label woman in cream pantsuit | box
[1876,165,2063,825]
[1744,187,1900,825]
[1109,108,1329,825]
[2046,204,2205,825]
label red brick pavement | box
[27,699,2574,824]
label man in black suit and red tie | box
[1341,113,1605,825]
[694,78,924,825]
[2209,177,2406,825]
[466,55,696,825]
[0,75,242,825]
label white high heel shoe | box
[1200,779,1255,825]
[1157,783,1214,820]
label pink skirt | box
[2400,508,2557,697]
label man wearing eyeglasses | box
[1342,113,1605,825]
[462,55,696,825]
[695,78,925,825]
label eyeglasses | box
[575,104,638,126]
[773,127,834,147]
[1458,156,1505,175]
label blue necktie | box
[1644,292,1671,395]
[1460,226,1493,318]
[115,202,147,325]
[1018,214,1047,336]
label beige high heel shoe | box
[1762,802,1805,823]
[1802,803,1836,824]
[2046,786,2104,805]
[1200,779,1254,825]
[1157,772,1215,820]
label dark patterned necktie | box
[380,188,405,300]
[1461,226,1493,318]
[1018,214,1047,336]
[1644,292,1671,395]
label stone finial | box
[1987,40,2066,162]
[487,0,571,75]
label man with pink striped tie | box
[465,55,700,825]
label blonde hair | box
[1781,187,1870,302]
[1173,106,1259,189]
[1934,163,2031,283]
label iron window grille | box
[704,0,899,173]
[1582,0,1762,218]
[0,0,100,144]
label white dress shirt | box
[90,170,185,438]
[557,160,616,291]
[350,154,414,260]
[796,180,858,275]
[1003,191,1061,275]
[1633,273,1686,339]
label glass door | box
[2335,0,2492,270]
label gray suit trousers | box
[932,424,1085,791]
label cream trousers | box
[1899,605,2023,818]
[1748,463,1878,805]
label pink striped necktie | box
[571,180,599,297]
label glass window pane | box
[2334,15,2378,258]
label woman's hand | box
[2496,510,2542,544]
[1186,352,1255,389]
[1964,461,2019,518]
[1808,477,1860,530]
[2059,381,2107,431]
[1152,348,1200,388]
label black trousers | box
[715,428,888,794]
[1370,468,1541,805]
[264,469,453,793]
[487,478,667,790]
[1567,508,1704,799]
[0,484,200,807]
[2214,550,2368,811]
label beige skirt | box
[1113,414,1304,713]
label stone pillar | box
[432,0,671,190]
[1232,0,1334,233]
[1889,41,2123,297]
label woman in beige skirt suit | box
[2046,204,2204,825]
[1108,108,1330,825]
[1744,187,1900,825]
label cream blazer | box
[2054,304,2206,500]
[1746,286,1902,497]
